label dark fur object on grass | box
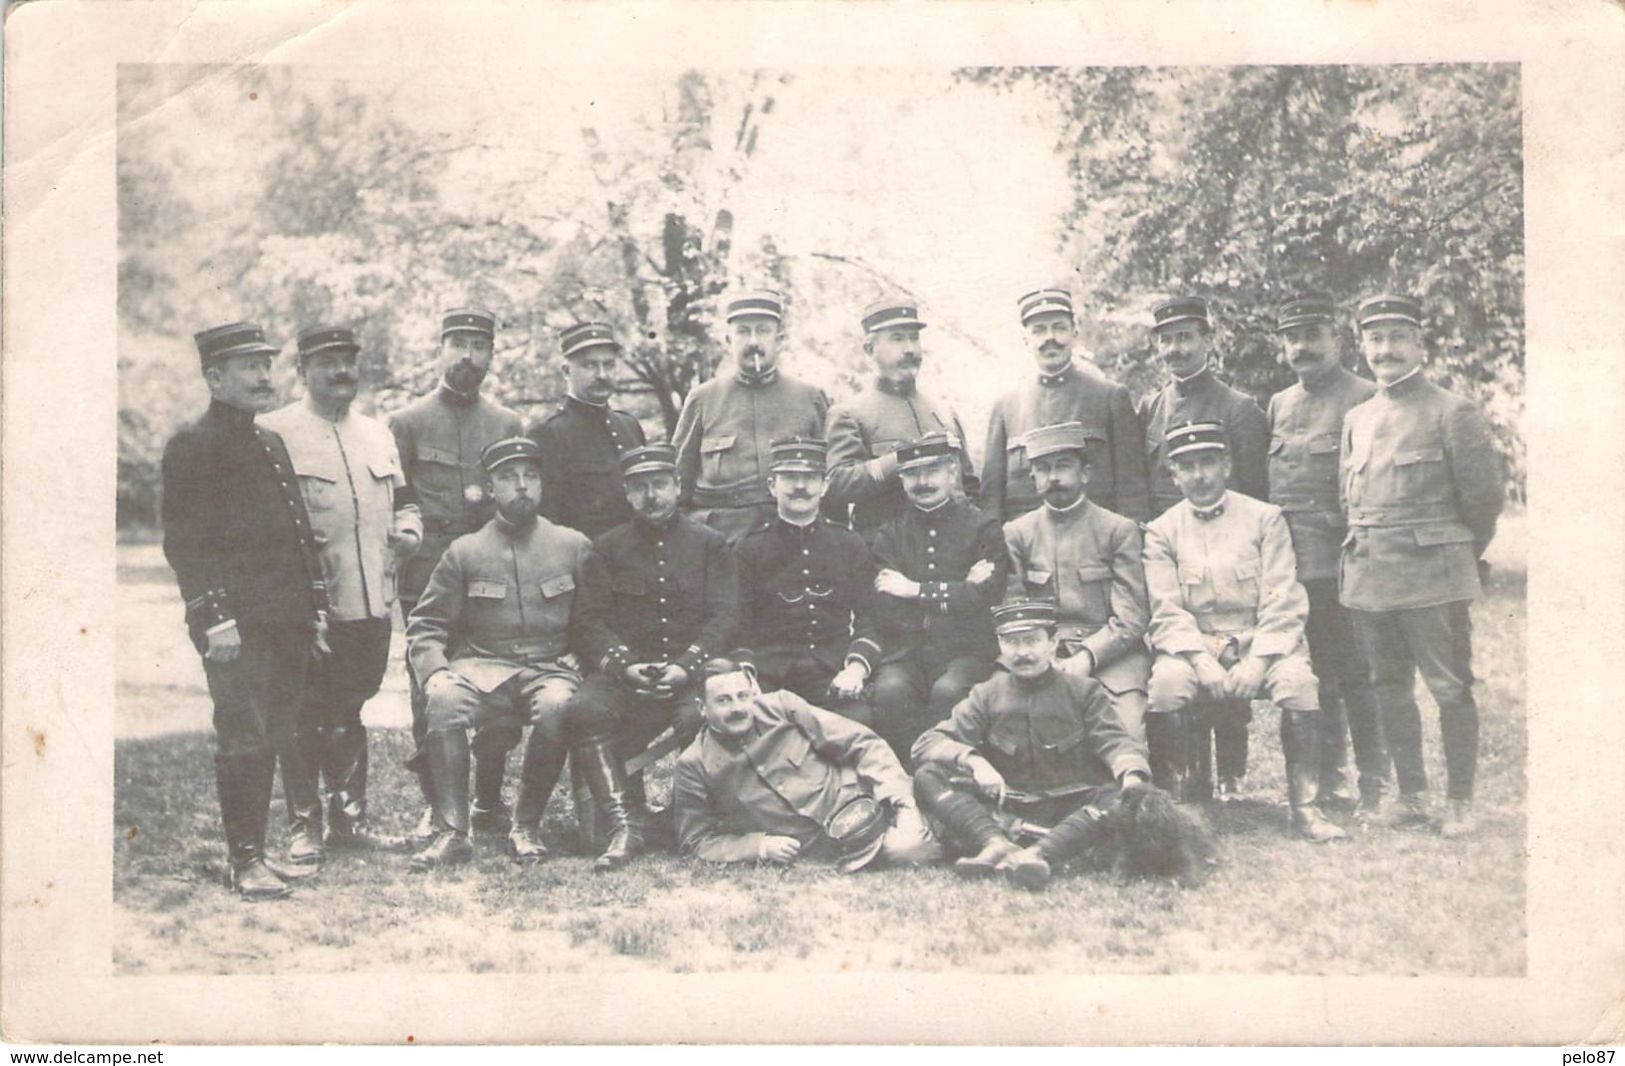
[1085,787,1217,886]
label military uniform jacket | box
[674,691,913,862]
[824,379,978,533]
[527,394,646,538]
[262,399,423,622]
[161,400,329,645]
[911,668,1150,793]
[1339,372,1505,611]
[1266,366,1377,582]
[672,370,830,510]
[1141,367,1269,517]
[871,498,1008,663]
[575,514,740,678]
[405,514,592,693]
[732,516,884,677]
[1143,491,1308,660]
[980,363,1151,521]
[1004,497,1149,671]
[387,384,524,602]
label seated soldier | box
[674,659,943,871]
[913,600,1208,891]
[405,438,594,869]
[869,431,1008,761]
[731,438,879,716]
[1141,421,1346,842]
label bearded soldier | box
[981,288,1149,522]
[1341,294,1505,837]
[389,308,525,842]
[673,290,830,542]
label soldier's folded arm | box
[673,754,769,864]
[924,517,1010,612]
[1141,522,1208,657]
[1445,400,1507,557]
[783,693,911,803]
[404,544,467,685]
[1079,519,1150,669]
[1250,508,1310,658]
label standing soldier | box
[1265,292,1389,814]
[672,289,830,542]
[867,432,1008,760]
[262,325,423,863]
[571,443,741,869]
[404,438,593,868]
[981,288,1149,522]
[1142,422,1345,842]
[1341,294,1505,838]
[825,297,977,537]
[527,322,646,539]
[389,308,525,842]
[731,438,881,717]
[1139,295,1270,797]
[1002,422,1153,747]
[161,322,331,900]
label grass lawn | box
[113,512,1526,976]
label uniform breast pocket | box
[467,579,508,618]
[1076,563,1114,621]
[296,469,340,513]
[413,444,462,493]
[1179,566,1213,612]
[1392,445,1446,499]
[1216,560,1261,606]
[539,572,576,600]
[1023,568,1055,596]
[1308,433,1341,480]
[700,434,737,478]
[1039,725,1090,758]
[368,451,401,489]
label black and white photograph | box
[4,0,1623,1049]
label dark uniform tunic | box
[388,384,524,605]
[673,369,830,541]
[1267,364,1385,797]
[572,514,740,746]
[1140,367,1269,517]
[980,362,1150,521]
[674,691,925,867]
[527,394,646,539]
[824,378,978,535]
[912,667,1151,830]
[1340,370,1505,801]
[731,516,883,705]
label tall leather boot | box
[1317,697,1357,810]
[1145,712,1187,801]
[914,774,1021,879]
[410,730,475,870]
[471,730,517,834]
[279,725,326,867]
[1185,712,1215,803]
[1002,800,1115,892]
[508,730,569,864]
[217,754,291,901]
[1281,710,1347,843]
[323,725,405,851]
[575,736,642,872]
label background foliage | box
[117,64,1523,526]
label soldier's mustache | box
[1040,341,1064,353]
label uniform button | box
[928,529,937,537]
[802,548,810,556]
[802,568,810,576]
[926,546,935,554]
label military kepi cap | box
[725,289,786,324]
[1356,293,1423,329]
[296,325,359,359]
[1151,296,1210,332]
[861,296,927,334]
[195,321,279,365]
[1165,421,1228,460]
[560,322,620,360]
[1018,288,1074,324]
[442,307,496,338]
[992,599,1058,635]
[895,431,960,471]
[1023,421,1090,463]
[1276,291,1335,332]
[481,436,543,475]
[619,442,679,478]
[769,436,827,474]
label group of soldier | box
[161,282,1505,901]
